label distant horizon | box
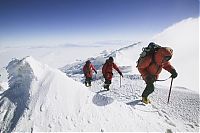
[0,0,199,47]
[0,17,198,48]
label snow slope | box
[115,17,199,93]
[61,47,199,132]
[151,17,199,93]
[60,18,199,132]
[83,17,199,93]
[0,56,193,132]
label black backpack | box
[137,42,161,67]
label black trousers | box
[85,77,92,85]
[103,79,111,89]
[104,79,111,85]
[142,83,154,97]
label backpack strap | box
[149,52,161,75]
[85,64,91,74]
[150,53,156,64]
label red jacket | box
[137,47,175,82]
[83,64,96,78]
[102,60,121,80]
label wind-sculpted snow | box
[0,57,35,132]
[151,86,200,128]
[62,67,199,132]
[1,56,198,132]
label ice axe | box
[167,78,174,104]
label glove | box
[119,71,123,77]
[171,69,178,78]
[145,75,155,84]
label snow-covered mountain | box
[0,17,199,132]
[1,56,198,132]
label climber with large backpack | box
[102,57,123,90]
[83,60,97,87]
[137,42,178,104]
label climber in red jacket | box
[83,60,97,87]
[102,57,123,90]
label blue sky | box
[0,0,199,46]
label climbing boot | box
[142,97,151,104]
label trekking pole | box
[167,78,174,104]
[94,72,97,80]
[120,75,121,88]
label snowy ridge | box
[0,56,92,132]
[1,56,198,132]
[0,57,35,132]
